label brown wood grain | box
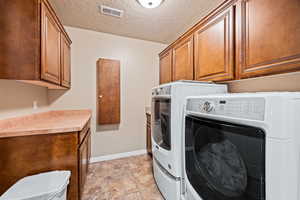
[159,0,237,57]
[41,0,72,45]
[0,0,41,80]
[159,49,172,84]
[61,34,71,88]
[172,35,194,81]
[0,0,72,88]
[97,59,121,125]
[236,0,300,79]
[0,132,79,200]
[87,130,91,165]
[79,120,90,145]
[41,1,61,84]
[79,131,89,199]
[0,116,91,200]
[194,5,235,81]
[146,113,152,156]
[19,80,67,89]
[159,0,300,83]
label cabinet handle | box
[98,95,103,99]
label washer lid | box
[0,171,71,200]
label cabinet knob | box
[98,95,103,99]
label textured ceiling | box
[51,0,224,44]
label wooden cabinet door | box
[79,133,89,198]
[194,6,235,81]
[61,35,71,88]
[146,114,152,155]
[97,59,120,125]
[87,130,91,166]
[159,50,172,84]
[172,36,194,81]
[0,133,79,200]
[236,0,300,79]
[41,1,61,84]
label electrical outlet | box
[33,101,38,109]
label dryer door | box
[152,97,171,150]
[185,115,265,200]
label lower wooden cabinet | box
[0,122,91,200]
[87,131,92,163]
[79,130,91,198]
[146,113,152,156]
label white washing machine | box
[151,81,227,200]
[182,92,300,200]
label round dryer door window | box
[185,116,266,200]
[195,136,247,197]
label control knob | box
[203,101,215,112]
[156,88,161,95]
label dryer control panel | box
[152,86,171,96]
[186,97,266,121]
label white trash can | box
[0,171,71,200]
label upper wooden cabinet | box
[158,1,235,84]
[61,35,72,88]
[236,0,300,79]
[41,2,61,85]
[159,49,172,84]
[194,5,235,81]
[172,36,194,81]
[159,0,300,83]
[0,0,72,89]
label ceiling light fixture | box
[137,0,164,9]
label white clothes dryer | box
[151,81,227,200]
[182,92,300,200]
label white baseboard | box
[90,149,147,163]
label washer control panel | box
[187,97,266,121]
[152,86,171,96]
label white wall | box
[0,27,166,157]
[48,27,166,157]
[3,25,298,158]
[227,71,300,93]
[0,80,48,119]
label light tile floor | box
[82,154,164,200]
